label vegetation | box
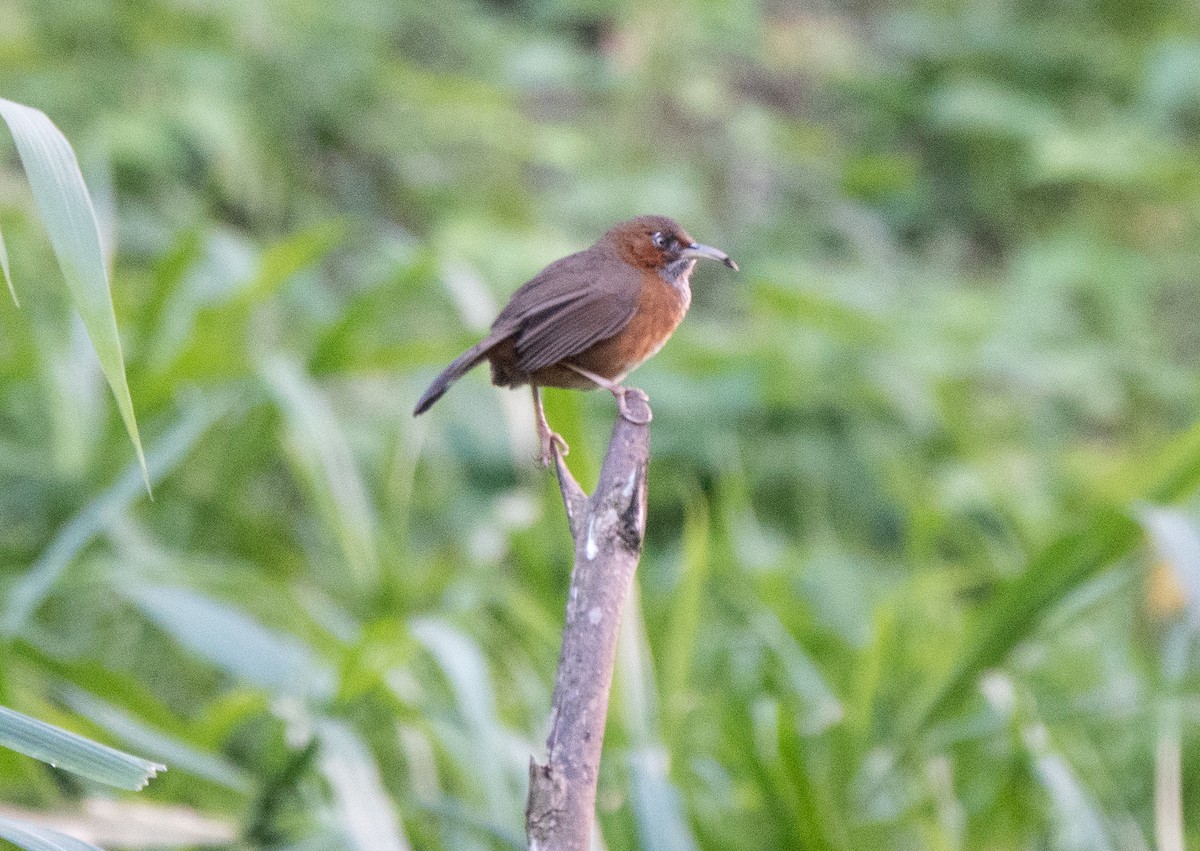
[2,0,1200,848]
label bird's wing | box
[492,251,641,375]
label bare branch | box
[553,445,588,540]
[526,389,651,850]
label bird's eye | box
[651,231,673,249]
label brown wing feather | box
[491,250,641,375]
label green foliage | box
[0,818,104,851]
[3,0,1200,849]
[0,705,161,791]
[0,98,147,487]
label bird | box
[413,215,738,465]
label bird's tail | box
[413,334,506,415]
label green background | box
[3,0,1200,848]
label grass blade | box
[317,720,412,851]
[1155,698,1184,851]
[0,817,103,851]
[913,419,1200,735]
[124,583,333,701]
[661,489,709,755]
[0,705,163,791]
[409,618,515,822]
[59,688,251,793]
[0,221,15,305]
[262,357,380,586]
[750,611,842,735]
[1023,725,1114,851]
[0,801,237,848]
[0,98,145,486]
[616,586,701,851]
[2,395,232,636]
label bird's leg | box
[563,363,652,425]
[531,385,568,467]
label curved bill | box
[683,242,738,272]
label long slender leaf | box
[750,611,843,735]
[1155,694,1184,851]
[59,688,251,793]
[913,419,1200,735]
[124,583,334,701]
[0,801,237,849]
[0,705,163,791]
[0,221,15,305]
[1023,725,1114,851]
[409,618,514,822]
[775,706,848,851]
[628,749,699,851]
[262,357,379,586]
[1,395,233,636]
[317,720,412,851]
[616,586,700,851]
[0,97,145,485]
[661,488,710,755]
[0,817,103,851]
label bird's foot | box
[614,386,652,425]
[559,364,652,426]
[538,430,569,468]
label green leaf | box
[750,611,842,735]
[0,97,146,488]
[1023,726,1114,851]
[409,618,514,820]
[59,687,251,793]
[616,587,701,851]
[2,396,232,636]
[159,225,343,388]
[0,817,103,851]
[0,705,163,791]
[251,220,344,299]
[124,583,334,701]
[316,720,413,851]
[913,418,1200,736]
[262,358,380,586]
[628,748,699,851]
[774,707,848,851]
[0,221,15,306]
[661,488,710,754]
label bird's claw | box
[615,388,652,425]
[538,431,569,467]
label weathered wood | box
[525,390,651,850]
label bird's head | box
[605,215,738,284]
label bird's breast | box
[610,268,690,376]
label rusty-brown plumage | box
[414,215,737,464]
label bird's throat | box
[660,257,696,308]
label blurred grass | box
[2,0,1200,848]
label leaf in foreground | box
[0,705,163,791]
[60,687,251,793]
[0,97,146,486]
[0,221,15,305]
[0,817,103,851]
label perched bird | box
[414,215,737,465]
